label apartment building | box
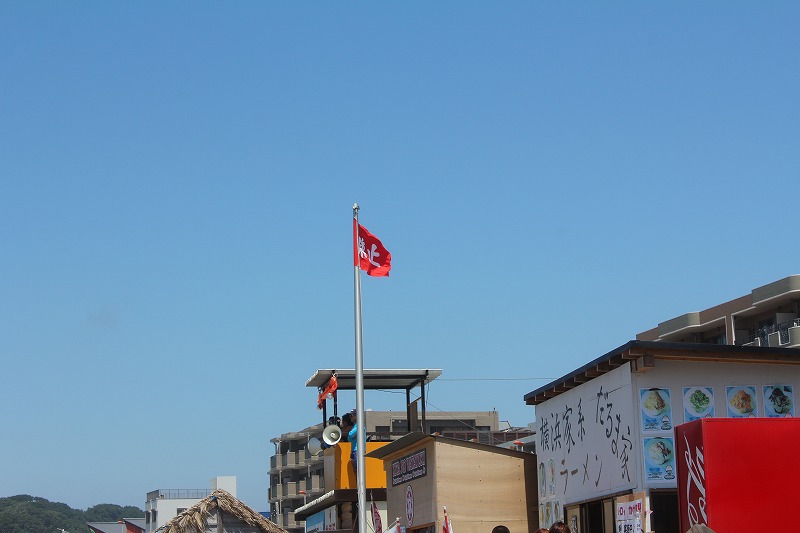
[636,274,800,347]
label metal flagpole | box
[352,203,368,533]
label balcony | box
[276,511,297,528]
[304,474,323,493]
[283,481,297,497]
[283,451,300,468]
[743,319,800,347]
[271,481,299,499]
[271,451,304,473]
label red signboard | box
[676,418,800,532]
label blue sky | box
[1,1,798,513]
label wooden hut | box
[368,433,538,533]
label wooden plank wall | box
[435,441,536,533]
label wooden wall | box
[382,438,537,533]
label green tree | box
[85,503,145,522]
[0,495,144,533]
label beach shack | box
[368,433,538,533]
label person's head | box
[491,526,510,533]
[536,529,549,533]
[549,522,570,533]
[341,413,354,427]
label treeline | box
[0,494,144,533]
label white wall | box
[146,498,202,531]
[211,475,237,496]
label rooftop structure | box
[306,368,442,431]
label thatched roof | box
[156,489,287,533]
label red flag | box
[443,507,454,533]
[354,220,392,277]
[316,375,338,410]
[371,499,383,533]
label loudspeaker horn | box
[307,437,323,457]
[322,424,342,446]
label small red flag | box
[443,507,454,533]
[371,499,383,533]
[354,220,392,277]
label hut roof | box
[156,489,287,533]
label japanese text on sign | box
[536,365,636,504]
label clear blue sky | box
[2,1,798,513]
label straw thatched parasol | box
[156,489,288,533]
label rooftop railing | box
[743,318,800,346]
[146,489,212,501]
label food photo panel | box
[640,388,673,432]
[643,436,677,483]
[763,385,794,417]
[726,385,757,417]
[683,386,715,422]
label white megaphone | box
[322,424,343,446]
[307,437,323,457]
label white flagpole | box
[353,203,368,533]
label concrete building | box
[637,274,800,347]
[145,476,236,532]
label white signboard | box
[535,364,637,511]
[324,506,337,530]
[615,499,643,533]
